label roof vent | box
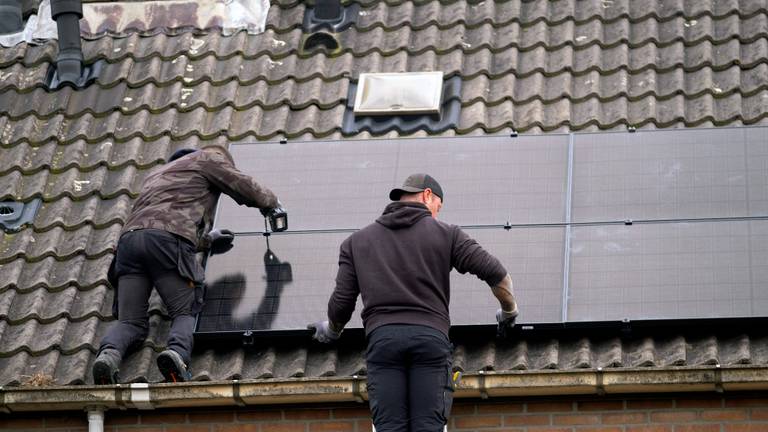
[0,199,41,233]
[0,0,23,34]
[301,31,340,53]
[46,0,102,89]
[303,0,358,33]
[354,72,444,116]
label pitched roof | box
[1,0,768,387]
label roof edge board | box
[2,366,767,412]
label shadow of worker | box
[200,248,292,332]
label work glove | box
[496,308,518,339]
[208,229,235,255]
[308,320,342,343]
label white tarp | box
[0,0,270,47]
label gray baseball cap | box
[389,173,444,201]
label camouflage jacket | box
[122,145,278,249]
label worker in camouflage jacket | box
[93,145,279,384]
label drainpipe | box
[0,0,23,34]
[50,0,84,86]
[87,408,104,432]
[314,0,341,21]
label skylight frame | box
[353,71,444,116]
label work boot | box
[156,349,192,383]
[92,348,121,385]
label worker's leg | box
[366,325,409,432]
[153,272,196,363]
[407,327,454,432]
[98,273,152,356]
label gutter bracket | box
[714,364,724,393]
[114,384,128,410]
[232,380,247,407]
[478,370,489,400]
[351,375,364,403]
[595,367,605,396]
[128,383,154,410]
[0,386,9,413]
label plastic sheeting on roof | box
[0,0,269,47]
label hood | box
[376,201,432,229]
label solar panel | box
[197,128,768,335]
[214,135,569,232]
[567,220,768,322]
[571,127,768,222]
[197,226,564,331]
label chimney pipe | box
[51,0,84,86]
[314,0,341,22]
[0,0,23,34]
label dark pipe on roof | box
[314,0,341,22]
[0,0,23,34]
[51,0,83,87]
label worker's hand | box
[496,308,518,339]
[308,320,342,343]
[260,199,283,217]
[209,229,235,255]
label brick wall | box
[1,395,767,432]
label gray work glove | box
[308,320,342,343]
[209,229,235,255]
[496,308,518,339]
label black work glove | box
[496,308,518,339]
[308,320,342,343]
[209,229,235,255]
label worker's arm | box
[491,274,517,313]
[200,148,278,210]
[327,238,359,330]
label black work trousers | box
[366,324,454,432]
[99,229,197,363]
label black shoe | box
[156,349,192,383]
[92,349,121,385]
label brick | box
[726,399,768,408]
[528,401,575,413]
[285,409,331,420]
[675,425,720,432]
[165,427,211,432]
[650,411,697,423]
[504,414,550,426]
[453,415,502,428]
[752,408,768,420]
[602,412,647,424]
[577,401,624,411]
[477,402,524,414]
[701,409,748,421]
[104,414,139,425]
[115,428,163,432]
[553,414,600,425]
[527,428,573,432]
[332,407,371,419]
[450,404,477,415]
[189,411,235,423]
[627,399,675,410]
[627,427,673,432]
[261,423,307,432]
[725,425,768,432]
[140,412,188,424]
[676,398,724,409]
[576,428,623,432]
[216,425,259,432]
[44,416,89,428]
[356,419,373,431]
[0,418,44,429]
[237,410,283,421]
[310,421,355,432]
